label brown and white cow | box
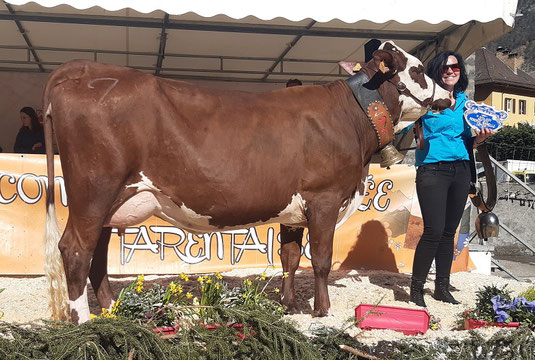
[43,41,450,323]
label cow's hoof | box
[285,303,300,314]
[312,308,330,317]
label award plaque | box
[464,100,508,131]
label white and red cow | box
[42,41,451,323]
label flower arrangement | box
[98,270,284,329]
[461,284,535,328]
[428,315,442,331]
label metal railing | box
[472,156,535,281]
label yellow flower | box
[169,282,177,292]
[180,273,189,282]
[273,288,280,293]
[111,300,121,313]
[245,279,252,286]
[197,276,204,284]
[283,272,289,278]
[215,272,223,280]
[242,294,247,299]
[101,308,117,319]
[186,292,193,299]
[215,284,221,290]
[277,306,283,312]
[135,274,144,292]
[177,284,183,294]
[260,272,266,281]
[206,279,212,284]
[90,313,97,319]
[201,286,205,293]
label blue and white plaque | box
[464,100,508,132]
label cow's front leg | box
[279,225,304,313]
[306,201,339,317]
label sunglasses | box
[442,63,461,73]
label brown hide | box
[46,62,376,230]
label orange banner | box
[0,154,472,275]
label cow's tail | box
[43,99,70,321]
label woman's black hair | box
[20,106,43,133]
[425,51,468,93]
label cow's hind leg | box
[306,200,339,317]
[279,225,304,313]
[89,227,113,311]
[59,219,106,324]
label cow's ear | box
[372,50,396,75]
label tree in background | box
[486,123,535,161]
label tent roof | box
[0,0,519,84]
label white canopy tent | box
[0,0,519,84]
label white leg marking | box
[69,285,91,323]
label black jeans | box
[412,160,471,282]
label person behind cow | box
[409,51,492,307]
[285,78,302,88]
[14,106,45,154]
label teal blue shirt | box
[415,92,474,166]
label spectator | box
[14,106,45,154]
[285,79,302,88]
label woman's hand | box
[474,128,493,147]
[32,142,43,151]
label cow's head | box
[353,41,451,133]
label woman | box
[14,106,45,154]
[410,51,492,307]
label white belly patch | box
[107,172,308,233]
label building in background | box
[475,47,535,126]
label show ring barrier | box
[0,153,473,275]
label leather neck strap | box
[345,71,394,149]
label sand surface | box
[0,269,531,344]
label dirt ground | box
[0,269,532,345]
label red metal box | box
[355,304,430,335]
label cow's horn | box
[380,143,404,168]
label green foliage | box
[1,310,535,359]
[108,272,284,329]
[520,286,535,302]
[0,288,4,320]
[0,318,174,360]
[464,284,512,322]
[391,327,535,360]
[486,124,535,161]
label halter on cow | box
[43,41,451,323]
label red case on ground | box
[355,304,430,335]
[464,318,520,330]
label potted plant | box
[461,285,535,329]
